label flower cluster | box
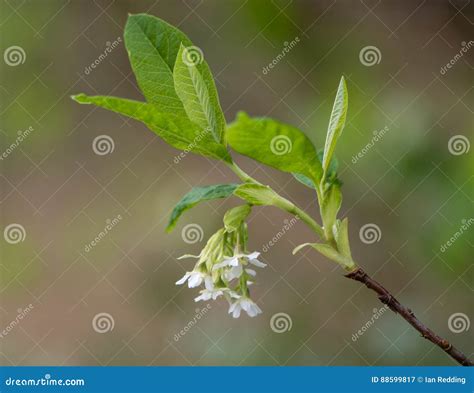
[176,224,266,318]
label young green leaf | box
[124,14,187,112]
[223,205,251,232]
[124,14,224,123]
[173,44,226,143]
[293,150,339,190]
[71,94,231,162]
[322,76,348,177]
[167,184,239,232]
[321,184,342,240]
[234,184,294,212]
[227,112,322,182]
[333,218,352,259]
[292,242,354,269]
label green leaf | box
[173,44,225,143]
[322,76,348,177]
[333,218,352,259]
[234,184,294,212]
[292,173,315,189]
[227,112,322,182]
[167,184,239,232]
[321,184,342,239]
[318,150,338,181]
[223,205,251,232]
[71,94,231,162]
[292,242,353,268]
[293,151,338,190]
[124,14,223,120]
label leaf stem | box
[226,161,325,239]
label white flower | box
[223,264,242,281]
[175,271,207,288]
[213,251,266,281]
[228,297,262,318]
[245,252,267,268]
[194,277,240,302]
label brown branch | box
[345,267,473,366]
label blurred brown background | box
[0,0,472,366]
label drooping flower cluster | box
[176,223,265,318]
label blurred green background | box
[0,0,472,366]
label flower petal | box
[249,258,266,268]
[246,251,260,260]
[245,268,257,277]
[204,276,214,291]
[175,272,191,285]
[188,272,203,288]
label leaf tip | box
[70,93,88,104]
